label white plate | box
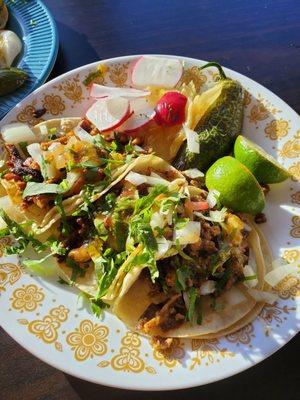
[0,55,299,391]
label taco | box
[53,154,274,337]
[55,154,187,304]
[0,117,142,234]
[111,214,271,339]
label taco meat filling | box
[137,219,250,335]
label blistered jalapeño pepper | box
[173,62,244,172]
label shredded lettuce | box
[23,182,65,198]
[23,254,58,277]
[0,210,46,255]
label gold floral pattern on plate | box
[109,62,130,87]
[10,284,44,312]
[98,331,156,374]
[190,339,234,370]
[0,237,12,257]
[247,102,269,124]
[274,276,300,300]
[243,90,252,107]
[0,263,22,293]
[264,119,290,140]
[291,191,300,204]
[66,319,109,361]
[283,249,300,263]
[18,305,69,351]
[16,99,45,125]
[54,74,84,104]
[278,135,300,158]
[42,94,65,116]
[259,302,296,326]
[153,338,185,369]
[288,161,300,182]
[179,66,207,92]
[226,323,255,346]
[290,215,300,238]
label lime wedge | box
[206,156,265,214]
[234,135,291,184]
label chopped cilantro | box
[90,298,109,317]
[66,257,86,282]
[186,287,197,322]
[54,194,70,235]
[0,210,46,255]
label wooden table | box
[1,0,299,398]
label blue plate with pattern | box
[0,0,58,118]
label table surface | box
[1,0,299,399]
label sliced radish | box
[118,98,155,133]
[154,91,187,127]
[131,56,183,88]
[86,98,131,132]
[89,84,150,99]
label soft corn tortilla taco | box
[0,117,137,233]
[111,221,270,339]
[55,154,186,301]
[0,118,81,225]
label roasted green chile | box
[173,62,244,171]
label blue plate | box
[0,0,58,118]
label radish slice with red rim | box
[118,98,155,133]
[86,98,131,132]
[131,56,183,88]
[89,84,150,99]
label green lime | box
[206,156,265,214]
[234,135,290,184]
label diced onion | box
[74,126,95,144]
[125,171,170,187]
[243,222,252,232]
[147,172,170,186]
[183,124,199,154]
[65,170,82,190]
[174,221,200,245]
[27,143,58,180]
[39,124,48,136]
[27,143,43,164]
[199,280,216,295]
[182,168,204,179]
[206,189,220,208]
[264,262,300,288]
[150,212,165,230]
[194,207,227,223]
[243,265,258,288]
[133,145,144,152]
[247,288,278,304]
[125,171,148,186]
[272,258,288,270]
[1,123,37,144]
[155,237,172,259]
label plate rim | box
[0,54,299,391]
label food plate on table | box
[0,0,58,119]
[0,55,299,391]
